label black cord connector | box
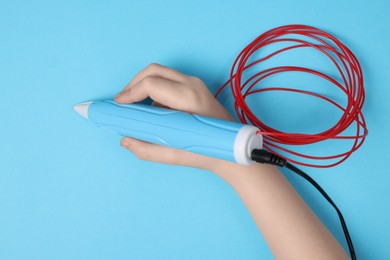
[251,149,287,167]
[251,149,356,260]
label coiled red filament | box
[215,24,367,168]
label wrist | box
[212,161,280,187]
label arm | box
[115,63,349,259]
[214,163,348,259]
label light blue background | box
[1,0,389,259]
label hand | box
[115,65,349,260]
[115,63,234,172]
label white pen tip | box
[74,101,92,119]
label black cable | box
[251,149,356,260]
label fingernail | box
[120,139,129,148]
[121,137,133,148]
[115,93,123,101]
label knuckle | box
[142,75,159,86]
[189,76,206,88]
[147,63,162,71]
[133,145,152,161]
[189,75,201,83]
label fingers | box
[115,75,194,111]
[115,75,177,104]
[121,63,187,93]
[120,137,219,171]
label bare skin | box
[115,63,349,259]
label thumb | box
[120,137,219,171]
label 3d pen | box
[74,100,263,165]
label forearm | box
[213,162,348,259]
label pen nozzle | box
[74,101,92,119]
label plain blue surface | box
[1,0,389,259]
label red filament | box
[215,24,367,168]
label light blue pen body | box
[74,100,262,164]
